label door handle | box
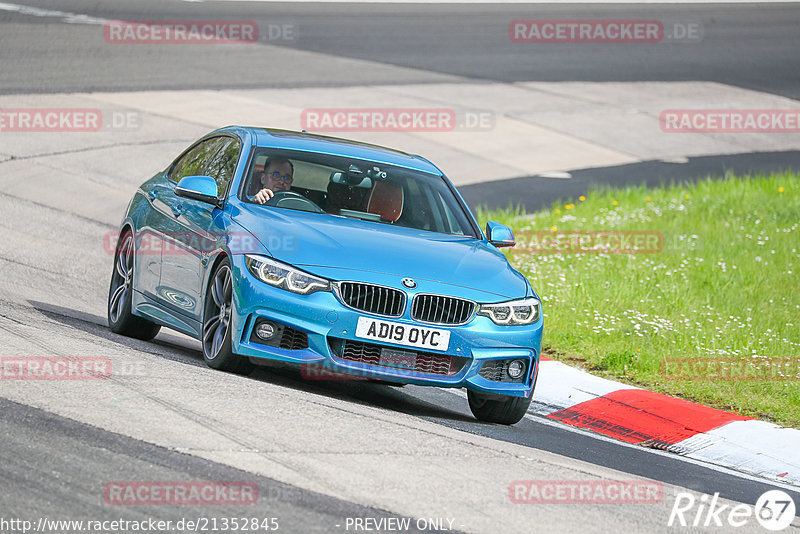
[172,204,182,217]
[149,189,157,200]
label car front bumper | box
[229,255,542,398]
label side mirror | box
[175,175,219,205]
[486,221,515,248]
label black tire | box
[202,258,254,376]
[467,389,533,425]
[108,230,161,341]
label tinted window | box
[169,137,226,183]
[242,149,477,238]
[205,137,240,199]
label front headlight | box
[477,297,540,325]
[245,255,329,295]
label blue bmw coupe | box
[109,126,542,424]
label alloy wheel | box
[109,235,134,324]
[203,265,232,360]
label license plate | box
[379,348,417,370]
[355,317,450,352]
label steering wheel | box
[265,191,323,213]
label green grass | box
[478,172,800,427]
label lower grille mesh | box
[478,359,526,383]
[249,320,309,350]
[278,326,309,350]
[329,338,467,376]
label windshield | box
[241,148,478,238]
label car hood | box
[231,204,529,300]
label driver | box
[253,156,293,204]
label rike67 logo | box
[668,490,796,531]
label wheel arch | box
[119,220,135,238]
[202,251,232,308]
[207,251,230,284]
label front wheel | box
[467,389,533,425]
[202,258,254,376]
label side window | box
[168,137,226,183]
[205,137,240,199]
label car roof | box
[218,126,443,175]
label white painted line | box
[530,360,638,415]
[524,412,800,493]
[0,2,107,24]
[527,361,800,486]
[679,420,800,484]
[439,387,800,493]
[535,171,573,179]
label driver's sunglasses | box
[266,171,292,183]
